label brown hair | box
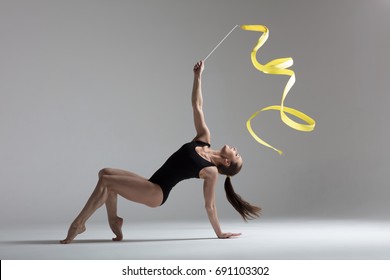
[217,162,261,221]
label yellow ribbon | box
[241,25,316,155]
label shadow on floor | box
[1,237,217,245]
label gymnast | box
[60,60,260,244]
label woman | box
[60,61,260,244]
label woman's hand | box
[217,232,242,239]
[193,60,204,76]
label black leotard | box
[149,141,216,205]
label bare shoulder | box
[199,166,218,180]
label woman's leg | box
[60,171,163,244]
[98,168,146,241]
[105,190,123,241]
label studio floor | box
[1,219,389,260]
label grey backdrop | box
[1,0,389,227]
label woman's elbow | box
[192,101,203,111]
[205,204,216,213]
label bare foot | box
[109,217,123,241]
[60,223,86,244]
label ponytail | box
[224,176,261,221]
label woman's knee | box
[98,168,110,178]
[99,175,114,194]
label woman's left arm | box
[192,60,211,143]
[202,167,242,239]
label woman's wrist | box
[194,73,202,79]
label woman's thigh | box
[99,168,145,179]
[103,175,163,207]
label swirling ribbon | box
[241,25,316,155]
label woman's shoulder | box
[192,136,211,146]
[192,139,211,147]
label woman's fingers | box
[218,232,242,239]
[194,60,204,71]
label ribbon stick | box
[241,25,316,154]
[204,25,240,61]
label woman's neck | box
[208,149,224,166]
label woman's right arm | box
[202,167,241,239]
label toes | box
[112,237,122,241]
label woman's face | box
[222,145,243,166]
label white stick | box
[203,25,239,61]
